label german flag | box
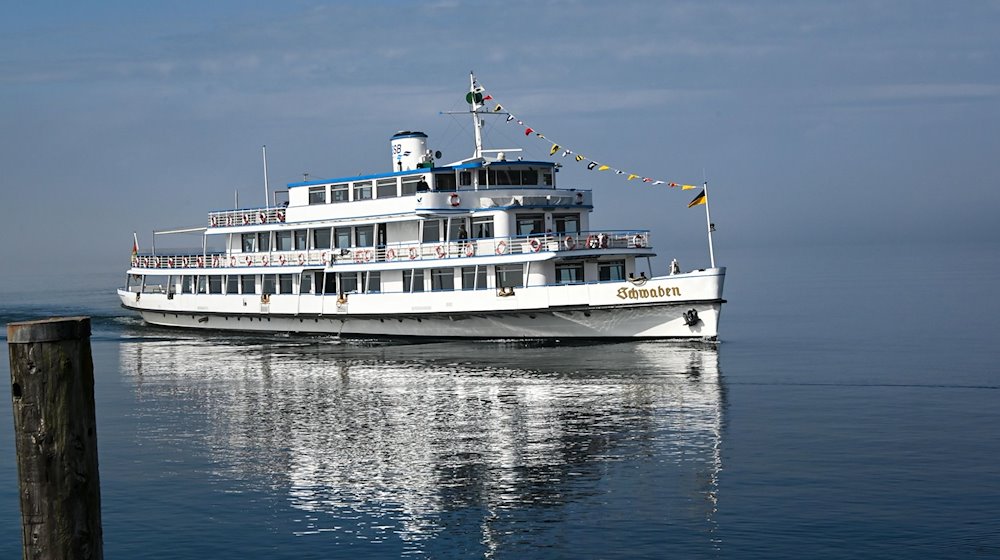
[688,189,707,208]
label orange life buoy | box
[449,193,461,207]
[258,211,267,224]
[586,235,599,249]
[529,238,542,252]
[495,240,507,255]
[261,255,269,266]
[435,245,446,258]
[196,256,205,268]
[408,247,418,260]
[245,255,253,266]
[297,253,306,265]
[564,236,577,250]
[243,214,251,225]
[464,243,475,257]
[386,248,397,261]
[279,254,287,265]
[277,210,286,222]
[230,256,237,267]
[633,234,645,248]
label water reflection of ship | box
[120,337,725,551]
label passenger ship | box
[119,74,726,340]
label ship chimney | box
[390,131,430,171]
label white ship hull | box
[119,268,725,340]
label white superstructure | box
[119,74,726,340]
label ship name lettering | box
[616,285,682,300]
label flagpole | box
[703,181,716,268]
[262,145,270,210]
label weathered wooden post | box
[7,317,104,560]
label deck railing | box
[208,207,287,228]
[130,230,651,270]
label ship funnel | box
[390,131,433,171]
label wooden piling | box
[7,317,104,560]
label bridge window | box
[555,263,585,284]
[599,260,625,282]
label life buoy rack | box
[575,192,584,205]
[449,193,461,207]
[297,253,306,265]
[528,238,542,252]
[495,240,507,255]
[633,234,645,248]
[408,247,418,260]
[435,245,446,258]
[564,236,577,250]
[586,235,599,249]
[386,248,397,261]
[464,243,475,257]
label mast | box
[703,181,716,268]
[262,145,270,210]
[469,71,484,159]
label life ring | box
[182,256,190,267]
[196,256,205,268]
[243,214,251,225]
[230,256,237,267]
[279,254,287,265]
[586,235,599,249]
[261,255,269,266]
[321,251,329,265]
[211,255,220,267]
[435,245,446,258]
[245,255,253,266]
[575,192,584,205]
[528,238,542,252]
[386,248,397,261]
[258,211,267,224]
[276,210,286,222]
[564,236,577,250]
[210,216,218,227]
[408,247,418,260]
[464,243,475,257]
[449,193,461,207]
[633,234,645,248]
[297,253,306,265]
[495,240,507,255]
[167,257,175,268]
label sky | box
[2,0,999,283]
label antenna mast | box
[262,145,270,210]
[469,71,484,159]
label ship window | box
[278,274,293,294]
[355,225,375,247]
[242,233,256,253]
[363,271,380,293]
[209,276,223,294]
[521,170,538,185]
[293,230,308,250]
[434,173,457,192]
[431,268,454,291]
[226,275,238,294]
[323,272,337,294]
[422,220,441,243]
[339,273,358,293]
[516,214,544,236]
[543,172,553,186]
[308,186,326,205]
[448,219,469,243]
[462,266,486,290]
[472,217,494,239]
[313,228,331,249]
[376,178,398,198]
[334,227,352,249]
[197,276,208,294]
[494,168,517,186]
[555,263,585,284]
[262,274,276,295]
[241,275,256,294]
[554,213,580,234]
[496,264,524,288]
[331,183,349,203]
[353,181,373,201]
[275,231,292,251]
[459,171,472,187]
[299,272,313,294]
[403,269,425,292]
[401,176,422,196]
[599,260,625,282]
[257,232,271,252]
[181,276,194,294]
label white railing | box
[208,207,287,228]
[130,230,651,270]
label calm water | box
[2,243,998,559]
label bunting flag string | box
[475,82,699,192]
